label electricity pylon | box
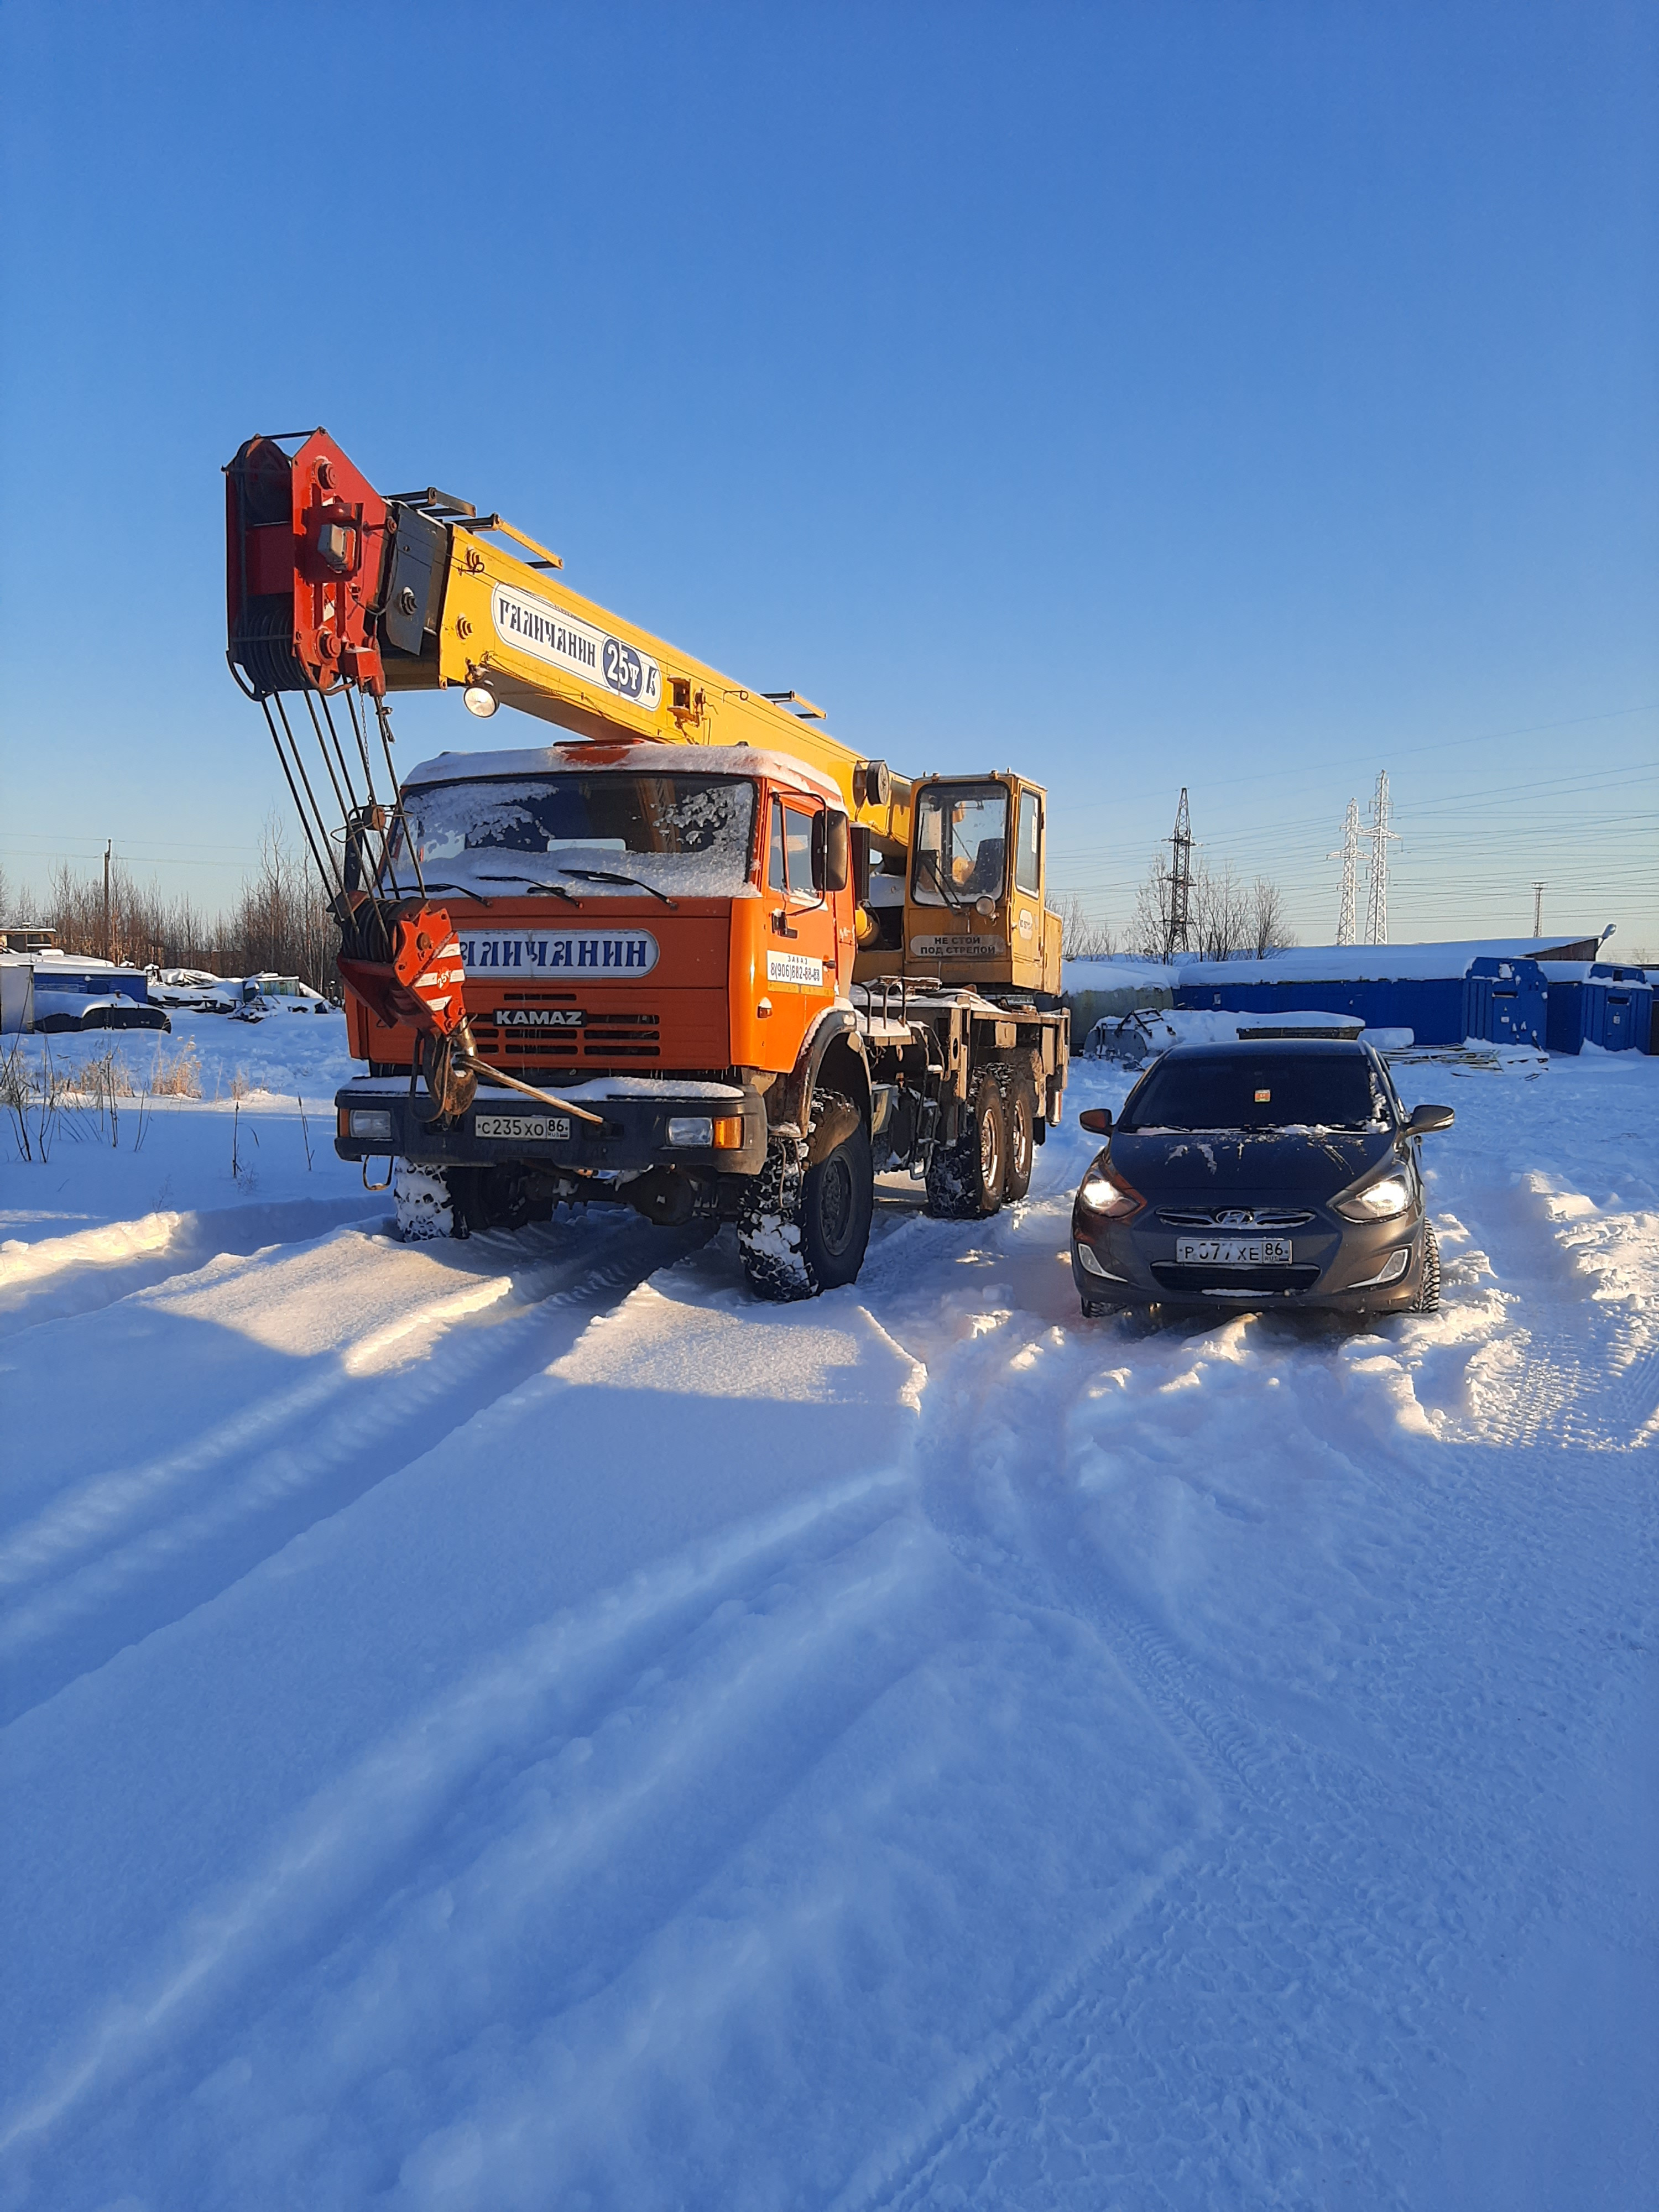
[1360,770,1399,945]
[1165,788,1193,960]
[1328,799,1360,945]
[1532,881,1546,936]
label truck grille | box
[469,995,661,1067]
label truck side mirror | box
[1078,1107,1113,1135]
[821,810,851,894]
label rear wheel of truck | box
[739,1088,872,1301]
[925,1070,1006,1220]
[1000,1069,1037,1202]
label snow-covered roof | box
[1175,937,1601,985]
[402,742,844,808]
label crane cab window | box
[766,795,823,901]
[1015,790,1042,897]
[912,782,1009,907]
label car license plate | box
[474,1113,571,1141]
[1175,1237,1292,1266]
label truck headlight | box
[666,1116,713,1147]
[348,1108,394,1141]
[1335,1171,1412,1221]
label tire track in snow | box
[0,1459,922,2176]
[0,1215,702,1728]
[0,1193,389,1335]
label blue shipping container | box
[1171,975,1465,1044]
[1463,959,1547,1047]
[1583,978,1652,1053]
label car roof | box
[1158,1037,1370,1057]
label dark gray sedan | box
[1070,1040,1453,1318]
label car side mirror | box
[1405,1103,1454,1135]
[1078,1107,1113,1135]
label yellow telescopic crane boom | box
[226,428,911,859]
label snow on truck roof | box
[403,742,844,808]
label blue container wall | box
[1463,960,1547,1047]
[1171,977,1465,1044]
[1583,980,1652,1053]
[1545,982,1584,1055]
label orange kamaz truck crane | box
[225,429,1068,1297]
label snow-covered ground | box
[1,1016,1655,2211]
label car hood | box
[1106,1125,1397,1204]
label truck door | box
[764,792,839,1060]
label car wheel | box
[1412,1220,1442,1313]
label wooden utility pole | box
[103,840,112,962]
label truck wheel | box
[1001,1070,1037,1202]
[925,1070,1006,1220]
[394,1162,456,1241]
[739,1089,873,1301]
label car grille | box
[1151,1262,1323,1294]
[1156,1207,1316,1228]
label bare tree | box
[28,816,335,988]
[1131,849,1296,962]
[1130,849,1175,961]
[1048,890,1115,959]
[1248,875,1297,957]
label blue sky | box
[2,1,1654,952]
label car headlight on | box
[1077,1159,1145,1219]
[1335,1171,1413,1222]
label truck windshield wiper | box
[477,872,582,904]
[557,867,678,909]
[411,879,493,903]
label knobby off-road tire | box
[394,1162,456,1241]
[738,1088,873,1302]
[1412,1220,1442,1313]
[1000,1068,1037,1202]
[925,1069,1007,1220]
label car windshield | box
[1121,1052,1389,1132]
[387,773,756,898]
[911,782,1009,906]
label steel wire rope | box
[258,696,337,898]
[269,692,346,899]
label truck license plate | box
[1175,1237,1291,1265]
[474,1113,571,1142]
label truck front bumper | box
[333,1076,769,1180]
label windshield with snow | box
[389,774,757,899]
[1122,1052,1388,1133]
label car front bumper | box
[1071,1207,1428,1313]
